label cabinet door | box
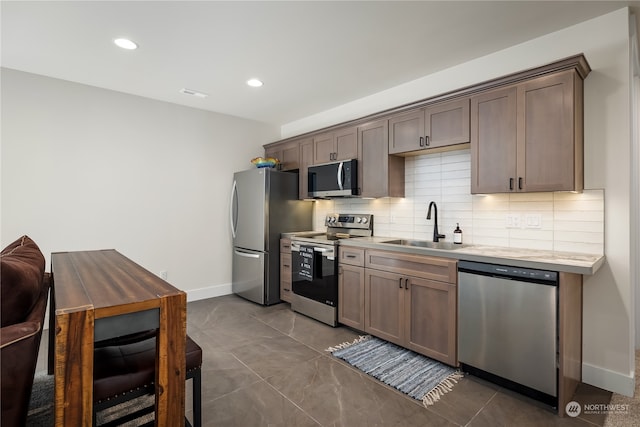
[298,139,313,199]
[364,269,405,345]
[425,98,470,149]
[313,132,335,164]
[405,277,457,366]
[388,109,424,154]
[518,70,577,192]
[265,146,282,163]
[358,119,404,198]
[334,127,358,161]
[281,144,300,171]
[471,86,517,194]
[338,264,365,330]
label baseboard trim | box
[583,362,635,397]
[186,282,232,302]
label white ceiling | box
[2,1,639,127]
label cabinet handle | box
[345,254,356,258]
[425,135,430,146]
[398,278,403,288]
[404,278,409,289]
[509,178,514,190]
[419,136,424,147]
[283,264,290,268]
[518,177,523,190]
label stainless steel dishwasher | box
[458,260,558,407]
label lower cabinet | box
[338,248,365,330]
[280,238,293,303]
[340,248,458,366]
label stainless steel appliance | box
[307,159,358,198]
[290,213,373,326]
[231,168,313,306]
[458,260,559,407]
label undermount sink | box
[381,239,465,250]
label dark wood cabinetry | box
[264,55,589,197]
[357,119,404,198]
[338,248,365,330]
[389,98,470,155]
[298,138,313,199]
[280,238,293,303]
[339,249,459,366]
[265,142,300,171]
[313,126,358,164]
[471,70,584,193]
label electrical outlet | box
[506,214,521,228]
[160,271,168,280]
[525,214,542,229]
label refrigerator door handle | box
[234,249,260,259]
[337,161,344,191]
[230,180,238,238]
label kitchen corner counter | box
[339,237,605,276]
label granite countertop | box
[339,237,605,276]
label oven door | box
[291,241,337,306]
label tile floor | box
[37,294,614,426]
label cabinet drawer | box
[339,247,365,266]
[365,249,457,283]
[280,238,292,253]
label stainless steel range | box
[290,213,373,326]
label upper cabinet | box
[389,98,470,155]
[298,138,313,199]
[471,69,584,193]
[265,141,300,171]
[313,126,358,164]
[357,119,404,198]
[264,55,589,197]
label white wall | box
[1,68,279,300]
[283,8,635,396]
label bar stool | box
[92,334,202,427]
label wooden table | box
[47,250,186,426]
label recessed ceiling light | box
[180,88,208,98]
[114,38,138,50]
[247,78,263,87]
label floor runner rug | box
[327,336,463,407]
[26,371,154,426]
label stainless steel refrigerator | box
[230,168,313,305]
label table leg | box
[155,293,186,426]
[55,308,94,426]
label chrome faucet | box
[427,201,446,242]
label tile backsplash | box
[313,148,604,255]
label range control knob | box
[361,217,368,224]
[356,217,362,223]
[326,216,332,223]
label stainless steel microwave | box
[308,159,358,198]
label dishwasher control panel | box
[458,260,558,284]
